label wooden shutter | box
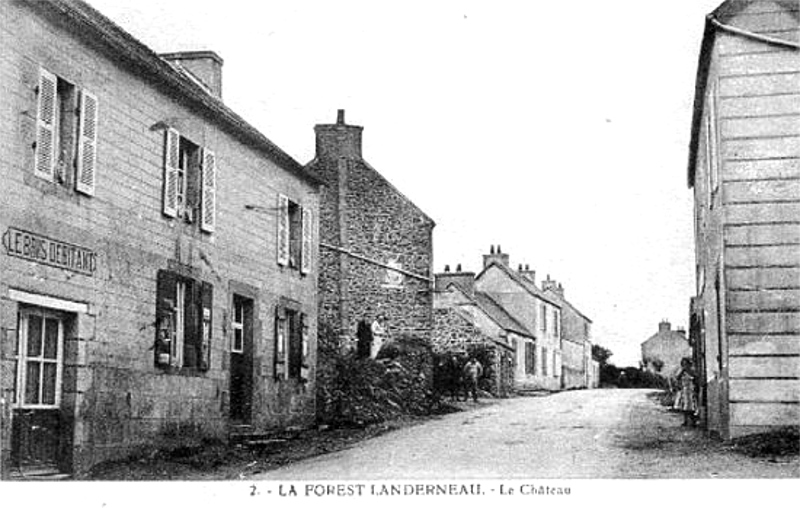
[274,306,286,379]
[199,281,213,371]
[155,270,178,367]
[183,280,201,369]
[300,313,310,381]
[300,206,312,274]
[276,194,289,266]
[75,89,98,195]
[162,128,180,217]
[34,68,57,181]
[200,148,216,233]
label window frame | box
[14,308,65,409]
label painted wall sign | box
[3,227,96,276]
[382,259,404,289]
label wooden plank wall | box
[717,2,800,429]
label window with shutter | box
[300,207,312,274]
[153,270,212,373]
[34,68,58,182]
[200,148,216,233]
[163,128,180,217]
[276,194,289,266]
[75,90,98,195]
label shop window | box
[276,194,312,274]
[162,128,216,232]
[34,67,97,195]
[154,270,212,371]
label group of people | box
[436,355,484,403]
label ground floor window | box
[274,304,309,381]
[14,308,65,407]
[154,270,213,371]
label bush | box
[317,334,436,427]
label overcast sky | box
[87,0,722,366]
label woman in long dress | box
[674,357,698,426]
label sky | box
[86,0,723,366]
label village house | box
[687,0,799,438]
[640,321,691,377]
[433,265,524,397]
[305,110,435,421]
[541,276,595,389]
[473,247,563,391]
[0,0,321,477]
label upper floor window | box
[277,194,312,274]
[553,309,559,337]
[34,67,97,195]
[540,303,547,333]
[162,128,216,233]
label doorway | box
[229,295,254,423]
[11,307,67,471]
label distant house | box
[542,276,594,389]
[687,0,800,438]
[474,247,563,391]
[641,321,691,377]
[306,110,436,421]
[433,266,527,397]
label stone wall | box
[0,1,319,476]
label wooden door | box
[229,296,253,423]
[11,309,65,470]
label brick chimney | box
[659,320,672,333]
[483,245,510,268]
[161,51,224,99]
[314,109,363,161]
[435,264,476,296]
[518,263,536,284]
[541,274,564,297]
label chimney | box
[435,264,476,296]
[541,274,564,297]
[161,51,224,99]
[313,109,363,161]
[483,244,510,268]
[659,320,672,333]
[519,263,536,284]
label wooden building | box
[1,0,320,477]
[687,0,799,438]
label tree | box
[592,344,613,366]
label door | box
[11,308,65,470]
[229,296,253,423]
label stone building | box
[1,0,320,477]
[687,0,800,438]
[305,110,435,419]
[433,266,524,397]
[542,276,594,389]
[641,321,691,377]
[474,247,563,391]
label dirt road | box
[255,389,798,479]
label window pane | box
[44,318,59,359]
[235,301,243,324]
[42,363,57,404]
[27,315,43,357]
[25,361,41,405]
[234,328,243,351]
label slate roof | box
[472,292,535,338]
[476,261,562,307]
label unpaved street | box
[256,389,799,479]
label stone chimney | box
[313,109,363,161]
[659,320,672,333]
[435,264,475,296]
[161,51,224,99]
[518,263,536,284]
[541,274,564,297]
[483,245,510,268]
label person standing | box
[370,314,388,359]
[674,357,698,426]
[463,356,483,403]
